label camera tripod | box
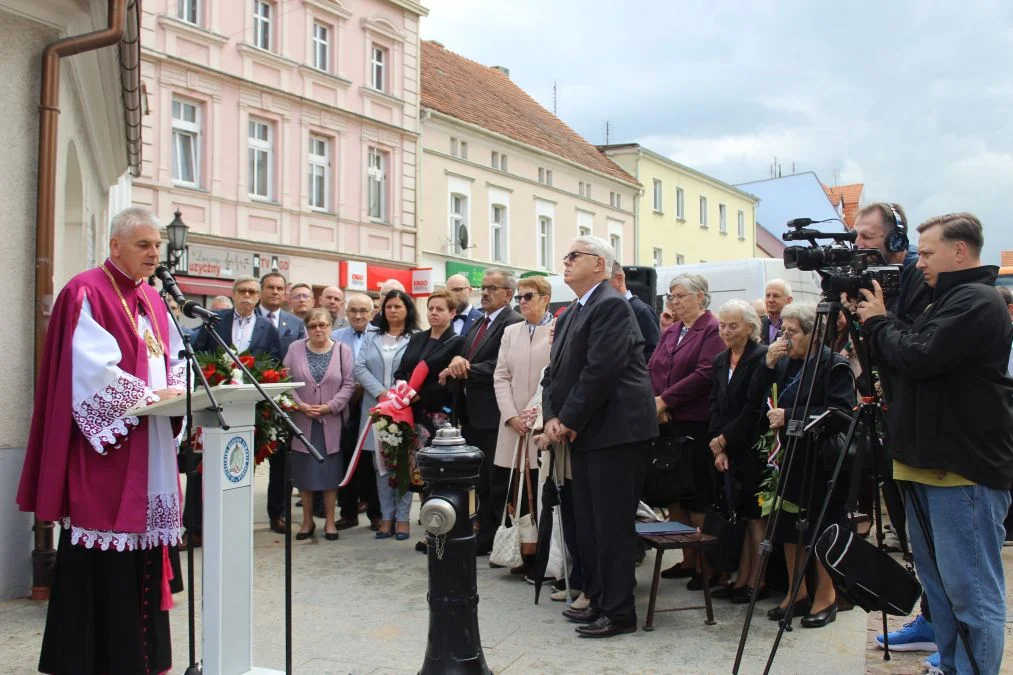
[731,297,897,674]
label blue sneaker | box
[923,651,940,669]
[875,614,937,652]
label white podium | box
[133,383,299,675]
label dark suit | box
[760,315,782,346]
[187,310,283,533]
[709,341,768,517]
[453,306,484,337]
[395,329,464,436]
[454,306,523,550]
[541,282,657,622]
[258,305,306,359]
[629,294,660,363]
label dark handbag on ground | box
[815,522,921,616]
[703,472,747,574]
[641,433,695,507]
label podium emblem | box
[224,436,251,484]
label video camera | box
[781,218,901,300]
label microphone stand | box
[157,291,226,675]
[194,314,323,675]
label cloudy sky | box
[421,0,1013,263]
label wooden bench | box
[639,530,719,631]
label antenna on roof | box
[553,81,557,116]
[605,121,610,145]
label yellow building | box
[600,144,758,266]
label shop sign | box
[183,244,290,280]
[367,265,413,295]
[411,268,434,296]
[445,261,487,288]
[339,261,368,291]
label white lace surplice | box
[66,292,185,551]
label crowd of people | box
[17,204,1013,672]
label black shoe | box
[269,518,286,535]
[334,517,359,531]
[562,606,600,624]
[800,603,838,628]
[731,586,770,604]
[660,562,696,579]
[295,524,315,540]
[415,540,427,553]
[324,531,339,541]
[576,616,637,638]
[711,584,740,599]
[767,597,810,621]
[687,573,722,591]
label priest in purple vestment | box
[17,206,187,675]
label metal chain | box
[434,532,448,560]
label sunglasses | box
[307,322,331,330]
[562,251,600,263]
[514,292,544,303]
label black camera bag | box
[641,434,695,507]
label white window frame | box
[248,117,273,200]
[545,169,553,186]
[312,21,330,72]
[500,154,508,172]
[371,45,386,92]
[676,253,686,265]
[307,134,330,211]
[610,233,623,262]
[491,150,499,169]
[450,137,458,157]
[171,98,200,187]
[490,203,507,263]
[538,216,553,270]
[699,195,708,227]
[253,0,272,51]
[177,0,198,24]
[460,141,468,160]
[538,167,545,184]
[578,181,585,197]
[719,204,728,233]
[653,247,663,267]
[578,225,591,237]
[653,179,663,212]
[676,187,685,220]
[450,193,468,254]
[367,146,387,221]
[609,191,616,207]
[585,183,591,199]
[738,210,746,239]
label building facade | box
[418,41,639,287]
[136,0,427,300]
[1,0,142,599]
[600,144,758,267]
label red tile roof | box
[1001,250,1013,267]
[823,183,864,229]
[420,41,637,186]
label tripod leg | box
[285,448,293,675]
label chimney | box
[492,65,510,78]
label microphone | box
[154,265,219,322]
[786,218,813,229]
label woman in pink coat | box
[283,308,356,540]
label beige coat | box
[493,321,552,469]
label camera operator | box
[857,212,1013,675]
[852,202,930,323]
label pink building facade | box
[135,0,427,298]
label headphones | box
[883,203,909,254]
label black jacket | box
[541,283,657,452]
[192,309,282,362]
[864,265,1013,489]
[629,295,660,363]
[709,341,768,459]
[395,328,463,418]
[453,307,523,430]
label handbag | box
[815,523,921,616]
[490,438,526,568]
[703,471,747,574]
[518,442,538,556]
[641,433,696,507]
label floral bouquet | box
[194,348,297,465]
[755,386,799,518]
[342,362,431,496]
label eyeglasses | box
[562,250,600,263]
[236,288,259,296]
[307,323,331,330]
[514,292,544,303]
[290,293,311,301]
[781,328,801,338]
[666,292,692,302]
[480,285,509,293]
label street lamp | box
[165,209,189,272]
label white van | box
[546,259,821,312]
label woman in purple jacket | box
[648,273,725,587]
[284,308,356,540]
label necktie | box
[269,311,278,329]
[468,317,491,359]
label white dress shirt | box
[232,311,255,353]
[453,304,476,336]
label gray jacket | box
[353,326,413,450]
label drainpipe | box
[32,0,127,601]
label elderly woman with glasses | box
[648,273,725,588]
[283,308,357,540]
[758,303,856,628]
